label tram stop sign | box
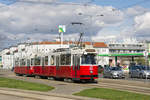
[143,51,149,57]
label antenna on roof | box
[77,32,84,48]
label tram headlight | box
[90,70,93,73]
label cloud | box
[134,12,150,39]
[126,6,149,17]
[0,1,124,49]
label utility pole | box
[59,25,66,48]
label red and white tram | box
[14,47,98,82]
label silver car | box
[129,66,150,79]
[103,67,125,79]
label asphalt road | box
[0,94,35,100]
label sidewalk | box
[0,88,101,100]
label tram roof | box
[98,53,150,57]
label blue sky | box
[0,0,150,10]
[0,0,16,5]
[61,0,150,9]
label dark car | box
[129,65,150,79]
[103,67,125,79]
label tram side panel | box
[56,66,72,78]
[41,66,56,77]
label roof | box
[93,42,107,48]
[31,41,107,48]
[32,41,70,45]
[83,42,107,48]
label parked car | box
[129,65,150,79]
[103,67,125,79]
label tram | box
[14,56,34,76]
[14,47,98,82]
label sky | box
[0,0,150,49]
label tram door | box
[56,55,60,77]
[73,55,80,79]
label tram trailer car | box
[14,48,98,82]
[14,58,34,76]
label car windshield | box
[81,54,96,65]
[111,67,122,71]
[141,66,150,70]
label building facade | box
[107,40,146,68]
[0,41,108,69]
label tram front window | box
[81,54,96,65]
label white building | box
[0,41,108,69]
[1,48,12,69]
[0,41,70,69]
[107,39,146,70]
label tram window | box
[81,54,96,65]
[27,59,30,66]
[20,59,22,66]
[23,59,26,66]
[61,54,66,65]
[34,57,41,65]
[45,56,48,65]
[66,54,71,65]
[51,56,55,65]
[21,59,26,66]
[31,58,34,66]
